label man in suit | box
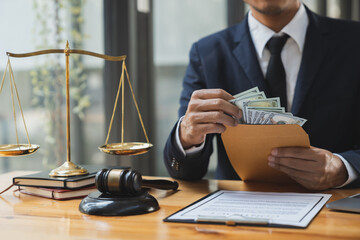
[163,0,360,190]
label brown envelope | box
[221,124,310,183]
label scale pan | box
[98,142,153,156]
[0,144,40,157]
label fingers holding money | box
[186,111,240,127]
[180,121,226,149]
[191,88,235,101]
[189,89,242,119]
[189,99,242,120]
[180,89,242,149]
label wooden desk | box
[0,171,359,240]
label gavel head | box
[95,168,143,196]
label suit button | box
[171,157,180,172]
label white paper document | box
[165,190,331,228]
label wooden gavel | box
[95,168,179,195]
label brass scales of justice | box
[0,41,153,177]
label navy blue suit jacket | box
[164,7,360,186]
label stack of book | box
[13,167,99,200]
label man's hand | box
[180,89,242,149]
[268,146,348,190]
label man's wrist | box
[333,153,359,188]
[175,116,205,157]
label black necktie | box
[265,34,289,110]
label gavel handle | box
[142,179,179,190]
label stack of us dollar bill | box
[229,87,307,126]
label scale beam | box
[7,49,126,62]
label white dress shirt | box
[174,4,358,186]
[248,3,308,111]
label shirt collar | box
[248,4,309,59]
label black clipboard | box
[164,190,222,224]
[163,190,331,228]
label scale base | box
[79,190,159,216]
[49,161,88,177]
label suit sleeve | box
[337,84,360,187]
[163,43,215,180]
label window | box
[153,0,227,176]
[0,0,104,173]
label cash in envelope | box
[230,87,307,126]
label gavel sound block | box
[79,169,179,216]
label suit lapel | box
[232,16,267,92]
[291,8,330,115]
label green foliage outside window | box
[30,0,90,168]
